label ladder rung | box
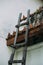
[10,43,26,49]
[15,22,29,28]
[9,60,23,63]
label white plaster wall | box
[0,0,43,65]
[14,42,43,65]
[0,38,14,65]
[26,43,43,65]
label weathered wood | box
[8,10,30,65]
[10,43,26,49]
[20,9,43,22]
[9,60,23,63]
[8,13,22,65]
[22,10,30,65]
[8,7,43,65]
[8,50,15,65]
[14,13,22,45]
[15,22,29,28]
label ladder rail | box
[22,10,30,65]
[8,13,22,65]
[14,13,22,45]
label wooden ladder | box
[8,9,31,65]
